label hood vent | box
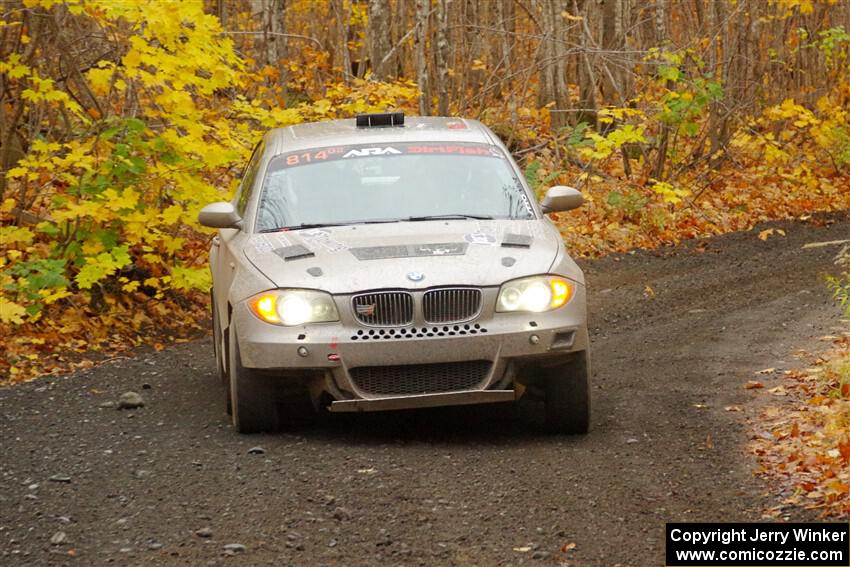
[501,233,533,248]
[274,245,315,261]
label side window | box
[236,141,264,216]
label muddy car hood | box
[243,219,580,294]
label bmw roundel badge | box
[407,271,425,282]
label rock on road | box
[1,214,848,566]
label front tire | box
[228,328,281,433]
[211,299,231,415]
[543,351,591,434]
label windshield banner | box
[277,142,506,168]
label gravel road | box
[2,214,848,567]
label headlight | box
[248,289,339,326]
[496,275,574,313]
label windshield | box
[255,142,535,232]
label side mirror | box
[540,186,583,214]
[198,202,242,229]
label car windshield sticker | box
[343,147,402,158]
[276,142,506,169]
[518,192,534,215]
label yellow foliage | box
[0,226,34,245]
[0,297,26,324]
[649,180,691,205]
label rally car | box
[199,112,590,434]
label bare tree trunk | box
[414,0,431,115]
[652,0,670,180]
[491,0,512,99]
[465,0,483,97]
[335,0,351,83]
[600,0,625,105]
[391,0,406,78]
[653,0,667,46]
[216,0,227,27]
[262,0,287,91]
[536,0,556,108]
[573,0,596,127]
[435,0,450,114]
[367,0,392,79]
[0,10,42,203]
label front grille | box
[350,360,492,396]
[352,291,414,327]
[423,287,482,324]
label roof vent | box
[356,112,404,127]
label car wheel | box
[228,327,281,434]
[211,299,232,415]
[543,350,590,434]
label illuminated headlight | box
[496,276,574,313]
[248,289,339,326]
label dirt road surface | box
[2,214,848,566]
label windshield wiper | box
[259,219,400,233]
[259,223,349,233]
[406,214,494,222]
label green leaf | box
[125,118,145,133]
[74,247,131,289]
[658,65,681,83]
[681,122,699,136]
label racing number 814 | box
[285,147,342,166]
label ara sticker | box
[342,147,402,158]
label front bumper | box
[233,285,588,411]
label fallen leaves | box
[745,380,765,389]
[751,336,850,517]
[758,228,786,241]
[0,294,209,385]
